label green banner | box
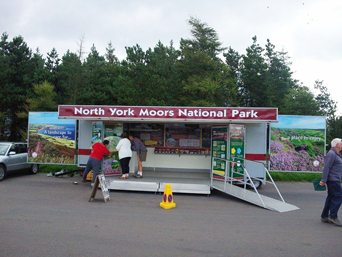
[229,124,245,179]
[103,123,123,175]
[212,125,227,178]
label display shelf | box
[154,147,210,156]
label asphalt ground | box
[0,171,341,257]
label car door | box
[17,143,30,169]
[6,144,27,171]
[6,144,21,171]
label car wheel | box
[0,164,6,181]
[30,164,39,174]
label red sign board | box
[58,105,277,123]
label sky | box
[272,115,326,129]
[1,0,341,114]
[29,112,75,125]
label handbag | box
[313,179,326,191]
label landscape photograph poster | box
[28,112,76,164]
[270,115,326,172]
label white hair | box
[331,138,342,147]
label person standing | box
[116,132,132,179]
[129,133,147,178]
[82,140,111,187]
[320,138,342,226]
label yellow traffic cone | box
[160,184,176,209]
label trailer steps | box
[104,170,211,195]
[212,180,299,212]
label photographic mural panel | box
[28,112,76,164]
[270,115,326,172]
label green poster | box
[212,125,228,178]
[103,123,123,175]
[229,124,245,179]
[92,122,102,144]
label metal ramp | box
[212,158,299,212]
[212,180,299,212]
[105,170,211,195]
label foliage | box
[27,81,58,111]
[314,80,337,119]
[0,33,34,141]
[178,17,237,107]
[39,164,79,174]
[281,85,320,115]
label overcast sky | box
[1,0,341,114]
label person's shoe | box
[120,175,128,179]
[133,174,143,178]
[328,217,342,226]
[321,217,330,223]
[81,178,86,183]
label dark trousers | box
[120,157,131,175]
[321,181,342,219]
[82,157,101,183]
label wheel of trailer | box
[248,179,262,190]
[0,164,6,181]
[30,164,39,174]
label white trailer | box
[59,105,299,212]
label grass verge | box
[39,164,79,174]
[269,172,322,182]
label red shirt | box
[90,142,110,160]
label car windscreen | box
[0,144,10,155]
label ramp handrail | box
[212,157,267,208]
[233,157,285,203]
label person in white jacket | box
[115,132,132,179]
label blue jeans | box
[82,157,101,183]
[321,181,342,219]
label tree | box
[45,48,60,88]
[118,44,149,105]
[27,81,58,111]
[0,33,33,141]
[105,41,119,64]
[326,116,342,144]
[142,41,181,106]
[281,85,320,115]
[184,16,227,60]
[314,80,337,119]
[178,17,237,107]
[264,40,295,109]
[58,50,85,104]
[239,36,268,107]
[81,44,112,104]
[31,48,49,85]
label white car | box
[0,142,39,181]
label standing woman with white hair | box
[320,138,342,226]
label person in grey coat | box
[320,138,342,226]
[129,133,147,178]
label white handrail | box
[213,157,266,208]
[233,157,285,203]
